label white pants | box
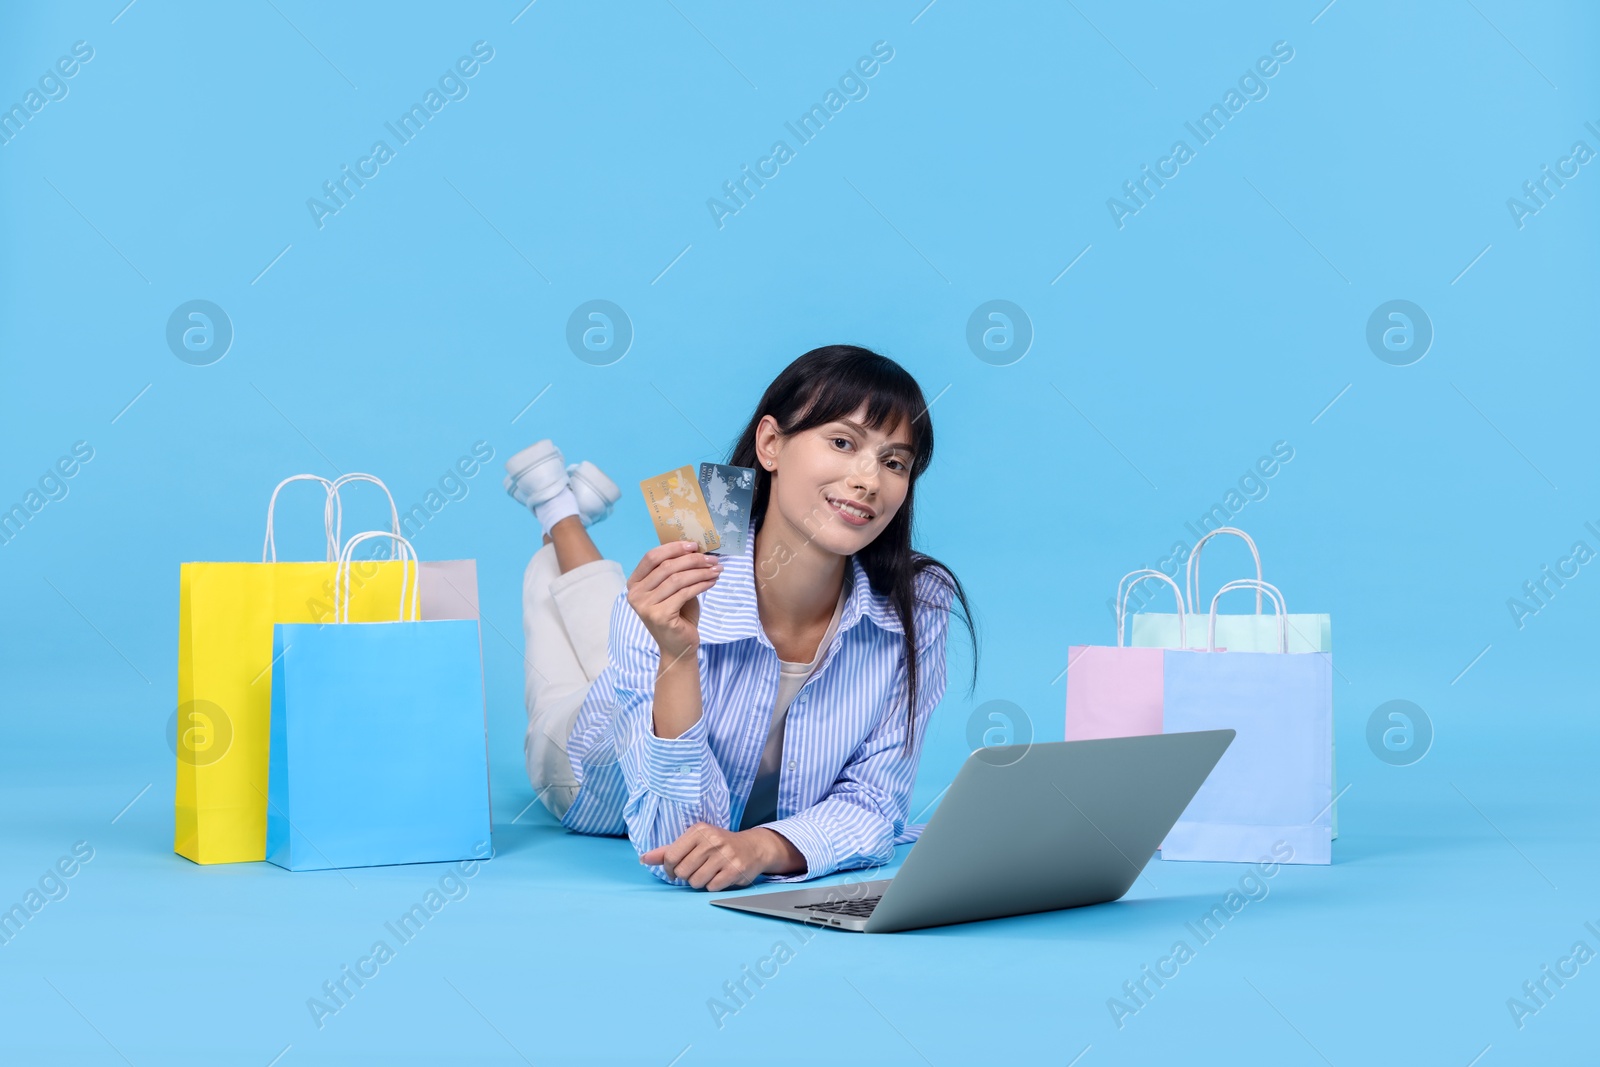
[522,541,625,820]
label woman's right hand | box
[626,541,723,667]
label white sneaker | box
[504,440,569,510]
[566,460,620,527]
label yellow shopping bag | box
[174,475,418,864]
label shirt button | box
[787,760,797,771]
[677,764,688,775]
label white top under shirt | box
[737,579,849,831]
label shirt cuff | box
[758,813,833,882]
[639,711,712,804]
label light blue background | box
[2,1,1596,1064]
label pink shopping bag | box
[1066,570,1187,741]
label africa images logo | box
[306,42,495,229]
[1106,40,1295,230]
[706,40,895,229]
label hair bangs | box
[783,350,931,478]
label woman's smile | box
[825,493,875,526]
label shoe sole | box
[567,461,619,501]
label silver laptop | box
[710,729,1234,933]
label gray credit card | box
[698,463,756,556]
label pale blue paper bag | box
[1159,579,1333,865]
[1131,530,1337,840]
[266,533,492,871]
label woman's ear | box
[755,415,780,471]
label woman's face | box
[756,402,915,557]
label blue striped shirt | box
[560,537,954,886]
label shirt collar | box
[696,522,904,647]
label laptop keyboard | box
[797,895,881,918]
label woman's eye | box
[831,437,852,450]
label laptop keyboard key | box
[795,895,881,917]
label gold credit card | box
[640,465,721,552]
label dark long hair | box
[727,345,978,745]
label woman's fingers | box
[658,568,721,617]
[705,865,743,892]
[632,557,721,621]
[626,541,686,584]
[689,862,724,891]
[628,541,713,592]
[646,838,691,883]
[638,824,744,889]
[656,823,710,875]
[684,845,733,890]
[640,836,696,874]
[632,559,717,621]
[652,557,720,598]
[672,842,717,886]
[666,833,719,882]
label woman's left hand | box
[640,823,791,890]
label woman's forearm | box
[651,654,704,739]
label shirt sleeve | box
[759,574,953,883]
[604,597,734,885]
[557,586,630,837]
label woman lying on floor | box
[511,345,977,890]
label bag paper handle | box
[335,531,418,623]
[325,473,402,555]
[1116,569,1187,649]
[1186,527,1263,614]
[263,474,340,563]
[1207,578,1287,653]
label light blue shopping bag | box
[1159,579,1333,865]
[266,533,492,871]
[1131,529,1337,839]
